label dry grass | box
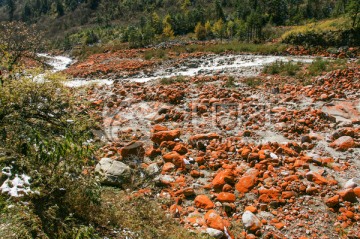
[96,188,211,239]
[281,17,349,40]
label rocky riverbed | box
[46,49,360,238]
[64,51,316,86]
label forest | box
[0,0,359,48]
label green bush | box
[0,75,100,238]
[243,77,262,87]
[263,60,301,76]
[225,76,236,88]
[308,57,328,75]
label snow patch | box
[1,167,35,197]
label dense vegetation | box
[0,0,359,48]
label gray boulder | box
[95,158,131,186]
[205,228,224,238]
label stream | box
[40,53,316,87]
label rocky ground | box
[64,48,360,239]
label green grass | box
[307,57,348,76]
[169,42,288,55]
[98,189,211,239]
[225,76,236,88]
[263,60,301,76]
[144,49,168,60]
[308,57,328,75]
[159,76,187,85]
[243,77,262,87]
[263,57,348,79]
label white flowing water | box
[130,54,315,83]
[37,53,73,71]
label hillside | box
[0,0,358,49]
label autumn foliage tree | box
[0,21,43,75]
[194,22,206,40]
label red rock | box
[329,136,355,151]
[145,147,161,158]
[258,188,280,203]
[120,141,145,160]
[169,204,183,217]
[294,160,306,168]
[248,153,259,161]
[194,195,215,209]
[162,162,175,173]
[188,133,220,146]
[282,191,296,199]
[244,206,257,213]
[325,195,340,208]
[284,175,299,182]
[163,151,185,169]
[338,188,357,203]
[306,171,328,185]
[274,222,285,230]
[195,157,206,165]
[190,170,201,178]
[241,147,252,159]
[91,99,103,106]
[152,124,168,133]
[217,192,236,203]
[235,175,257,193]
[246,234,256,239]
[151,130,181,144]
[222,184,233,192]
[278,145,298,156]
[204,210,227,231]
[354,187,360,198]
[160,141,177,150]
[212,169,234,189]
[175,188,196,197]
[344,210,354,219]
[173,144,188,155]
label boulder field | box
[78,52,360,239]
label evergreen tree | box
[142,23,155,46]
[205,20,212,38]
[162,14,174,38]
[22,3,32,21]
[267,0,288,25]
[6,0,15,21]
[181,0,191,12]
[89,0,100,10]
[56,0,64,17]
[194,22,206,40]
[215,0,225,21]
[226,20,235,38]
[128,26,142,48]
[212,19,226,41]
[347,0,360,28]
[151,12,163,35]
